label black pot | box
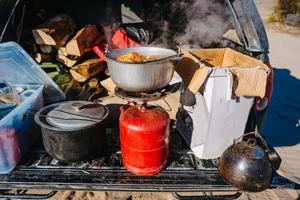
[34,101,108,162]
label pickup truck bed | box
[0,127,297,199]
[0,129,236,192]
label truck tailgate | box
[0,128,296,192]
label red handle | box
[92,43,107,62]
[112,28,140,49]
[93,28,141,61]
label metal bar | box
[270,175,300,190]
[0,0,21,42]
[172,192,242,200]
[0,185,239,193]
[0,190,57,199]
[0,172,295,192]
[225,0,249,50]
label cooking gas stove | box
[98,82,181,121]
[114,82,181,102]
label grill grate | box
[19,129,218,171]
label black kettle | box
[218,133,273,192]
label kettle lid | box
[234,140,265,160]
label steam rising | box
[102,22,120,47]
[98,0,234,48]
[151,0,233,48]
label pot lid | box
[234,141,265,160]
[46,101,108,130]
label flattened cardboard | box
[176,49,212,94]
[230,67,268,98]
[176,48,270,98]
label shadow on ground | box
[262,68,300,147]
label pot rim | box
[34,101,109,132]
[106,46,178,65]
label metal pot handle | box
[173,47,183,66]
[171,56,182,66]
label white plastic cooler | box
[177,68,254,159]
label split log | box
[66,25,102,56]
[70,58,106,82]
[100,77,116,94]
[35,53,54,63]
[58,47,68,56]
[56,47,77,67]
[32,44,39,53]
[88,78,99,89]
[32,14,76,48]
[40,45,53,54]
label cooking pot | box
[34,101,108,162]
[218,133,273,192]
[106,47,180,92]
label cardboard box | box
[175,48,270,159]
[176,48,270,98]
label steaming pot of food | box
[106,47,180,92]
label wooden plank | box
[70,58,106,82]
[40,45,53,54]
[66,25,102,56]
[32,14,76,48]
[35,53,54,63]
[56,47,77,67]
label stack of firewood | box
[32,14,106,83]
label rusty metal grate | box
[18,129,218,171]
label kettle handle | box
[233,132,256,144]
[232,132,257,151]
[232,132,270,152]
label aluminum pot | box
[106,47,179,92]
[34,101,108,162]
[218,133,273,192]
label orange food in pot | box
[116,52,152,63]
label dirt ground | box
[4,0,300,199]
[243,0,300,199]
[255,0,300,185]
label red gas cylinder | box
[119,103,170,176]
